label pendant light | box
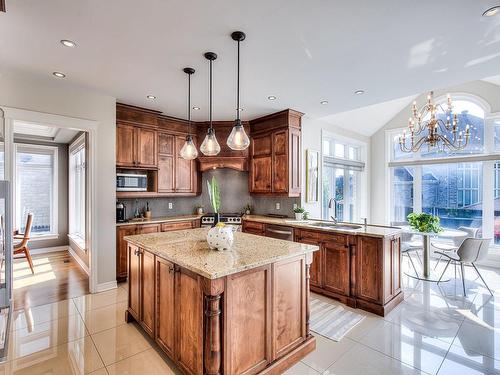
[200,52,221,156]
[180,67,199,160]
[227,31,250,150]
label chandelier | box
[399,91,471,153]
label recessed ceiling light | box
[52,71,66,78]
[320,100,329,105]
[483,6,500,17]
[354,89,365,95]
[267,95,277,100]
[146,95,156,100]
[60,39,76,48]
[193,106,200,110]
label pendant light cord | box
[188,73,191,136]
[209,59,213,130]
[237,40,240,121]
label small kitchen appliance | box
[116,201,126,222]
[116,173,147,192]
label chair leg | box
[416,250,423,264]
[407,253,419,277]
[434,254,443,270]
[472,263,494,296]
[24,247,34,274]
[460,262,467,297]
[438,259,452,284]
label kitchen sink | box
[306,222,362,230]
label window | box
[389,95,500,254]
[322,137,365,222]
[69,134,86,243]
[14,144,58,236]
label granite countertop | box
[124,227,319,279]
[243,215,402,238]
[116,214,202,227]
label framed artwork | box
[306,149,319,203]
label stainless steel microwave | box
[116,173,148,191]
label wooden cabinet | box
[322,239,350,296]
[155,257,176,357]
[128,243,141,319]
[157,132,198,195]
[295,229,322,288]
[141,249,156,337]
[116,219,199,282]
[249,109,303,197]
[116,123,157,169]
[242,220,266,236]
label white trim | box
[29,245,69,256]
[95,281,117,293]
[68,245,90,276]
[28,234,60,242]
[0,106,100,294]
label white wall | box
[370,80,500,225]
[0,68,116,289]
[301,116,370,221]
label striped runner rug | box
[310,297,365,342]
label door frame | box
[0,106,100,293]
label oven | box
[116,173,148,192]
[200,214,242,232]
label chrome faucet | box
[328,198,338,224]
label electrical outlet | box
[293,203,298,210]
[275,202,281,210]
[168,202,173,210]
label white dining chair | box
[436,238,493,297]
[392,221,423,276]
[432,226,480,270]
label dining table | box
[401,226,468,282]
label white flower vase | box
[207,225,234,251]
[295,212,304,220]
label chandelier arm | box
[411,135,427,152]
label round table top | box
[399,226,468,238]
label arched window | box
[388,94,500,250]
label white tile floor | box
[0,259,498,374]
[286,259,500,375]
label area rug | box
[310,297,365,341]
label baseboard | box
[29,245,69,255]
[68,246,90,276]
[95,281,117,293]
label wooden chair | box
[14,213,34,274]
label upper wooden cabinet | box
[157,132,199,195]
[116,123,157,169]
[249,109,303,197]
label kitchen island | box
[124,228,319,375]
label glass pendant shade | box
[227,120,250,150]
[200,128,221,156]
[180,135,198,160]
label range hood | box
[196,121,249,171]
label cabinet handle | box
[134,249,139,256]
[168,265,175,274]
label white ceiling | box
[1,0,500,130]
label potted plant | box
[207,176,221,225]
[293,206,306,220]
[243,203,252,215]
[407,213,442,233]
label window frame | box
[68,133,86,245]
[13,142,59,239]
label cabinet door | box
[242,220,265,236]
[128,244,141,320]
[156,257,176,357]
[273,130,288,193]
[355,236,383,304]
[137,223,160,234]
[116,124,136,167]
[175,268,203,375]
[175,136,195,192]
[322,240,350,296]
[137,127,157,168]
[251,157,272,192]
[116,225,137,281]
[141,250,155,337]
[157,133,175,193]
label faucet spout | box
[328,197,338,223]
